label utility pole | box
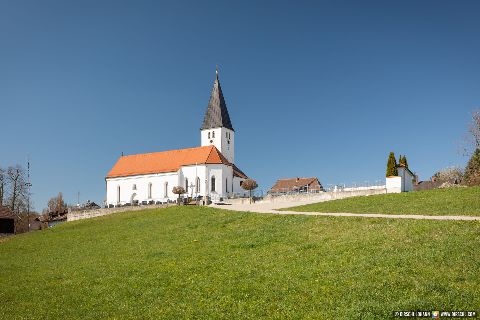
[25,157,32,232]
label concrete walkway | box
[217,200,480,221]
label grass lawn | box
[284,186,480,216]
[1,206,479,319]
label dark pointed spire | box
[201,67,234,131]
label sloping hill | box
[1,206,479,319]
[284,186,480,216]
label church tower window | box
[212,131,215,138]
[208,132,211,139]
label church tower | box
[201,69,235,163]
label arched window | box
[196,177,200,193]
[211,176,216,192]
[117,185,121,204]
[148,183,152,199]
[212,131,215,138]
[208,132,211,139]
[164,182,168,197]
[185,178,188,193]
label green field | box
[1,206,479,319]
[284,186,480,216]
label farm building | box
[269,177,324,195]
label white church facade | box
[105,71,248,206]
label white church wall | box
[106,172,179,206]
[178,165,208,197]
[204,164,233,200]
[233,176,248,196]
[106,163,240,206]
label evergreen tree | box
[464,148,480,186]
[398,155,408,168]
[398,155,404,166]
[386,152,398,177]
[403,155,408,168]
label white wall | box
[398,167,414,192]
[106,172,179,205]
[106,163,237,206]
[204,164,232,201]
[386,176,402,193]
[200,127,235,163]
[233,176,248,195]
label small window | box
[208,132,211,139]
[117,186,121,203]
[132,184,137,190]
[185,178,189,193]
[212,131,215,138]
[196,177,200,193]
[211,176,216,192]
[164,182,168,197]
[148,183,152,199]
[225,178,228,192]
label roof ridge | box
[120,145,212,158]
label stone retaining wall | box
[226,188,387,205]
[67,204,169,222]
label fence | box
[260,179,386,197]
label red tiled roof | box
[269,177,323,193]
[106,145,246,179]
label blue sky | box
[1,0,479,210]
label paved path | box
[216,200,480,221]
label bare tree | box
[0,167,5,206]
[433,166,464,183]
[241,179,258,204]
[5,165,29,214]
[172,186,186,205]
[46,192,67,213]
[462,109,480,156]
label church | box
[105,70,248,206]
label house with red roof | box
[105,70,248,206]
